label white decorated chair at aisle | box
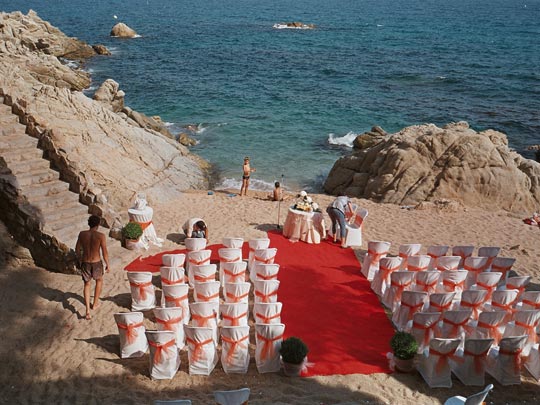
[221,261,248,285]
[189,264,217,287]
[342,207,368,248]
[220,325,250,374]
[218,248,242,286]
[254,279,280,304]
[162,284,190,323]
[361,240,391,281]
[406,254,431,273]
[184,325,218,375]
[255,323,285,373]
[220,302,249,327]
[153,307,186,350]
[472,271,502,303]
[452,245,475,269]
[253,263,280,281]
[503,309,540,355]
[371,257,402,297]
[224,282,251,304]
[436,256,461,272]
[438,270,468,300]
[128,195,163,248]
[160,266,186,288]
[426,245,449,270]
[253,302,283,325]
[154,400,192,405]
[519,291,540,310]
[443,384,493,405]
[524,344,540,382]
[222,237,244,249]
[248,238,270,270]
[409,312,441,352]
[485,335,528,385]
[463,256,488,290]
[184,237,207,253]
[162,253,185,268]
[250,248,278,282]
[450,338,494,387]
[114,312,148,358]
[186,249,212,282]
[398,243,422,270]
[477,246,500,271]
[427,292,455,315]
[473,310,507,346]
[439,309,472,340]
[382,271,415,311]
[193,281,221,303]
[417,338,461,388]
[505,276,531,301]
[491,256,516,284]
[146,330,180,380]
[214,388,251,405]
[127,271,156,311]
[392,291,428,331]
[459,289,488,321]
[189,301,219,343]
[485,289,519,323]
[414,271,440,295]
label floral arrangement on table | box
[293,191,320,213]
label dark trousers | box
[326,207,346,239]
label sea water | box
[3,0,539,191]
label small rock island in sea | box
[273,22,315,29]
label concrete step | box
[52,225,85,248]
[45,210,88,232]
[16,169,59,186]
[7,158,51,174]
[30,190,79,210]
[42,203,88,226]
[21,179,69,199]
[1,147,44,162]
[0,137,38,152]
[0,121,26,135]
[0,114,20,124]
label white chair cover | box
[524,344,540,382]
[382,271,415,311]
[248,238,270,270]
[414,271,441,295]
[426,245,449,270]
[443,384,493,405]
[392,291,428,331]
[452,245,475,269]
[253,302,283,325]
[253,263,280,282]
[485,289,519,323]
[154,400,192,405]
[505,276,531,301]
[193,281,221,303]
[220,302,249,327]
[438,270,468,300]
[504,309,540,355]
[222,237,244,249]
[253,279,280,304]
[519,291,540,311]
[162,253,185,268]
[224,282,251,304]
[160,266,186,288]
[343,207,368,248]
[250,248,278,282]
[153,307,186,350]
[255,323,285,373]
[128,204,163,248]
[162,284,190,324]
[114,312,148,358]
[220,326,250,374]
[214,388,251,405]
[436,256,461,272]
[361,241,391,281]
[186,249,212,281]
[184,237,207,253]
[451,338,494,386]
[221,261,248,285]
[406,255,431,273]
[477,246,500,271]
[409,312,441,352]
[398,243,422,270]
[189,301,219,343]
[491,256,516,284]
[428,292,455,315]
[371,257,402,297]
[146,330,180,380]
[218,248,243,286]
[190,264,217,287]
[184,325,218,375]
[417,338,461,388]
[486,335,528,385]
[473,310,507,346]
[463,256,489,290]
[459,289,488,321]
[127,272,156,311]
[473,272,502,303]
[439,310,472,340]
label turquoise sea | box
[3,0,540,191]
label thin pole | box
[277,174,284,229]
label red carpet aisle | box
[267,230,393,376]
[124,232,393,376]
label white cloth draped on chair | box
[162,253,185,268]
[146,330,180,380]
[439,310,472,340]
[220,302,249,327]
[414,271,441,295]
[250,248,278,282]
[450,338,494,386]
[382,271,415,311]
[162,284,190,324]
[186,250,212,282]
[477,246,500,271]
[190,264,217,287]
[114,312,148,358]
[153,307,186,350]
[371,257,402,297]
[485,335,528,385]
[221,261,248,285]
[472,310,507,346]
[160,266,186,288]
[417,338,461,388]
[463,256,488,290]
[253,302,283,325]
[255,323,285,373]
[248,238,270,270]
[409,312,441,352]
[392,291,428,331]
[224,282,251,304]
[127,271,156,311]
[452,245,475,269]
[436,256,461,272]
[491,257,516,284]
[184,325,218,375]
[427,292,455,315]
[189,301,219,344]
[426,245,449,271]
[406,255,431,273]
[361,241,391,281]
[252,263,280,282]
[398,243,422,270]
[193,281,221,304]
[222,237,244,249]
[254,280,280,304]
[220,326,250,374]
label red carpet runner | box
[125,230,394,376]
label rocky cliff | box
[324,122,540,213]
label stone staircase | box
[0,101,89,268]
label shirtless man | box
[75,215,110,320]
[240,156,256,196]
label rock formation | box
[92,44,111,55]
[324,122,540,213]
[110,23,138,38]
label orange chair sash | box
[506,283,526,295]
[156,316,183,331]
[412,321,436,346]
[477,320,503,343]
[416,279,438,293]
[255,312,281,324]
[189,257,211,266]
[165,293,188,307]
[402,301,424,321]
[226,291,249,303]
[255,290,278,303]
[161,277,183,286]
[117,321,143,344]
[186,337,213,363]
[367,249,389,266]
[463,264,483,273]
[390,280,413,303]
[220,256,242,263]
[476,281,496,300]
[379,264,401,283]
[192,312,217,327]
[223,268,246,282]
[130,219,152,231]
[149,338,176,364]
[522,299,540,309]
[442,279,465,291]
[430,300,452,312]
[194,274,215,282]
[256,272,278,281]
[129,281,153,300]
[444,317,470,338]
[222,311,248,326]
[196,292,220,302]
[460,300,484,319]
[429,348,460,372]
[257,333,283,361]
[463,348,490,374]
[515,320,539,344]
[222,334,249,364]
[499,347,523,373]
[254,255,276,264]
[408,264,429,272]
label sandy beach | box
[0,190,538,404]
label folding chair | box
[190,264,217,287]
[417,338,461,388]
[473,271,502,303]
[491,256,516,284]
[114,311,148,358]
[361,240,391,281]
[184,325,218,375]
[477,246,500,271]
[253,280,280,304]
[184,237,207,253]
[162,253,185,268]
[218,248,242,286]
[451,245,475,269]
[436,256,461,272]
[252,263,280,281]
[450,338,494,386]
[248,238,270,270]
[250,248,277,282]
[473,310,507,346]
[463,256,488,290]
[220,302,249,327]
[153,307,186,350]
[371,256,402,297]
[382,271,415,311]
[398,243,422,270]
[146,330,180,380]
[255,323,285,373]
[189,301,219,343]
[486,335,528,385]
[162,284,190,324]
[414,271,440,295]
[426,245,449,270]
[443,384,493,405]
[186,249,212,283]
[127,271,156,311]
[459,289,488,321]
[220,326,250,374]
[406,255,431,273]
[439,310,473,340]
[342,207,368,248]
[160,266,186,287]
[428,292,455,315]
[253,302,283,325]
[410,312,441,352]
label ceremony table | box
[128,205,163,248]
[282,207,326,244]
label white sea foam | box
[327,131,358,148]
[218,177,276,192]
[377,24,384,27]
[164,121,175,127]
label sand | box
[0,190,539,404]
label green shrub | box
[390,331,418,360]
[122,222,143,240]
[279,337,308,364]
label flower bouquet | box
[293,191,320,213]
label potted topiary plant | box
[389,331,418,372]
[122,222,143,250]
[280,336,309,376]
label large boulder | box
[93,79,124,112]
[324,122,540,213]
[110,23,138,38]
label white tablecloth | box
[128,206,163,248]
[283,207,326,244]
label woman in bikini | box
[240,156,256,196]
